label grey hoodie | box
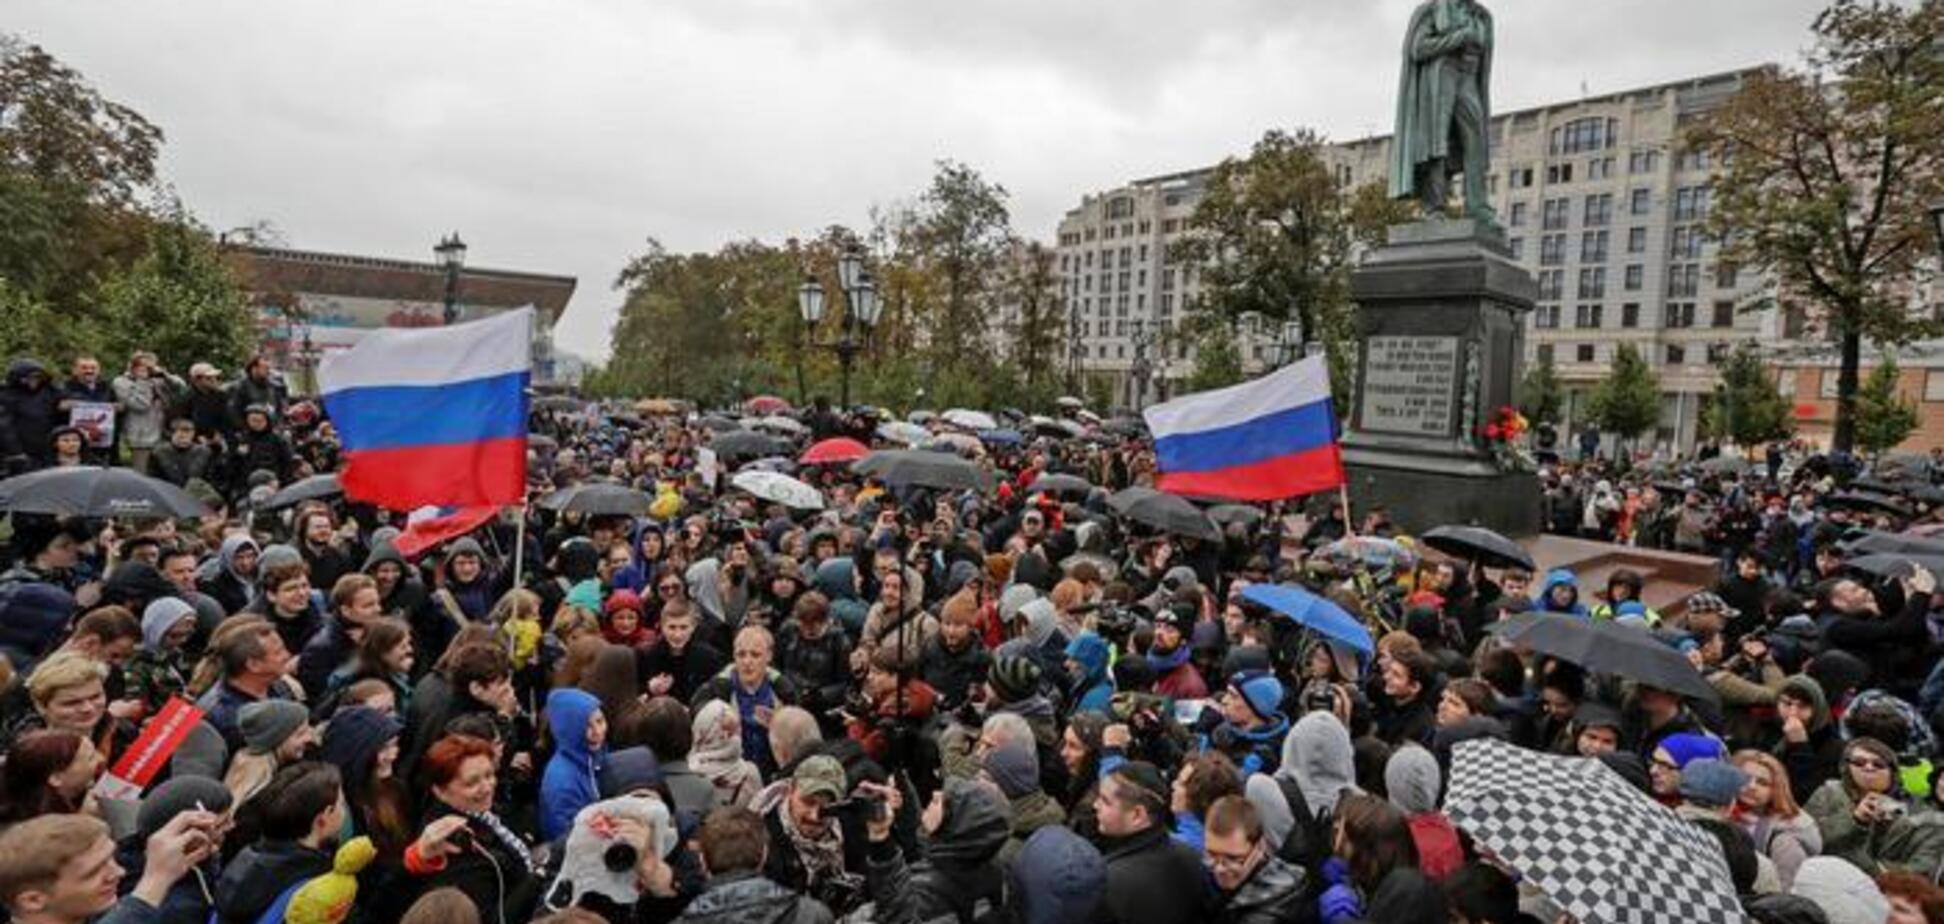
[1245,711,1357,849]
[1384,744,1441,816]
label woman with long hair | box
[405,735,540,922]
[1323,792,1447,923]
[0,730,101,827]
[328,617,415,714]
[579,643,653,751]
[1731,749,1822,889]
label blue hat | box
[1678,758,1749,808]
[599,746,663,798]
[1231,669,1285,724]
[1657,732,1724,769]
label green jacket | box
[1803,779,1944,877]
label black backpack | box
[1273,776,1334,881]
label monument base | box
[1344,217,1541,537]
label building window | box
[1778,370,1796,398]
[1670,226,1704,260]
[1137,269,1147,288]
[1581,231,1610,263]
[1621,303,1640,327]
[1535,304,1562,328]
[1577,344,1596,363]
[1547,162,1575,184]
[1584,194,1613,227]
[1537,343,1555,364]
[1712,301,1735,327]
[1630,189,1651,215]
[1706,342,1730,364]
[1588,157,1616,180]
[1925,371,1944,402]
[1628,227,1648,254]
[1119,247,1132,267]
[1161,219,1179,233]
[1666,344,1686,365]
[1820,370,1842,399]
[1575,304,1604,328]
[1542,198,1571,230]
[1509,202,1528,227]
[1509,237,1525,260]
[1138,244,1149,262]
[1107,197,1134,220]
[1668,264,1700,297]
[1624,265,1644,291]
[1665,302,1696,328]
[1577,268,1606,299]
[1629,149,1661,175]
[1538,270,1565,300]
[1512,167,1535,188]
[1551,117,1618,155]
[1715,263,1739,289]
[1540,235,1567,266]
[1160,293,1174,314]
[1678,148,1711,172]
[1673,187,1712,222]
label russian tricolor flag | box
[319,308,531,511]
[1143,355,1345,502]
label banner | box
[69,402,117,449]
[93,696,204,801]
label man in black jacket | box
[215,763,341,924]
[776,592,851,732]
[677,807,833,924]
[1092,761,1208,924]
[0,359,60,472]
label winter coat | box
[213,839,332,924]
[146,441,213,487]
[198,534,259,616]
[1803,779,1944,877]
[0,565,77,671]
[540,688,607,842]
[672,873,833,924]
[1350,867,1447,924]
[1823,595,1932,700]
[295,618,358,704]
[1534,568,1588,617]
[1097,824,1210,924]
[777,621,853,717]
[112,371,183,450]
[638,640,725,708]
[918,635,991,712]
[1385,745,1464,881]
[1739,809,1824,890]
[995,790,1067,871]
[1063,632,1115,716]
[412,802,542,924]
[0,359,59,469]
[861,778,1010,924]
[859,588,938,673]
[691,666,800,777]
[814,558,870,636]
[1217,854,1313,924]
[1245,712,1358,870]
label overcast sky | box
[13,0,1827,361]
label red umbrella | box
[745,395,791,415]
[801,437,870,465]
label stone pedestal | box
[1342,218,1541,537]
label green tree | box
[1687,0,1944,453]
[1702,343,1794,446]
[1853,356,1920,453]
[1518,354,1566,425]
[1587,344,1661,455]
[995,240,1065,396]
[1184,320,1244,393]
[887,160,1013,388]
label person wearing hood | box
[114,775,233,924]
[1790,856,1893,924]
[921,590,993,714]
[860,776,1011,924]
[1776,674,1846,803]
[1384,744,1464,882]
[855,566,937,676]
[1203,670,1291,776]
[1089,760,1208,924]
[1062,631,1114,716]
[1149,604,1209,701]
[123,597,198,715]
[983,740,1066,870]
[689,699,764,810]
[1805,736,1944,877]
[1533,568,1588,617]
[1246,711,1358,874]
[813,557,870,637]
[199,534,260,617]
[431,538,499,639]
[540,688,609,842]
[0,358,60,472]
[361,541,427,627]
[607,521,665,596]
[1203,795,1312,924]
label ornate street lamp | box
[797,247,882,408]
[435,232,467,325]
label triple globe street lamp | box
[797,247,883,409]
[435,232,467,325]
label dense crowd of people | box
[0,351,1943,924]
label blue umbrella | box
[978,428,1024,446]
[1240,583,1374,655]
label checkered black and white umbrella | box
[1445,738,1743,924]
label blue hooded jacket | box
[1534,568,1589,617]
[1063,632,1115,715]
[540,688,606,841]
[814,558,869,636]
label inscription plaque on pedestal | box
[1359,335,1459,437]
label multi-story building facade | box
[1055,68,1774,451]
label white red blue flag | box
[1142,354,1344,501]
[319,309,531,510]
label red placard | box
[96,697,205,800]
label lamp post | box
[1130,320,1153,412]
[435,232,467,325]
[797,246,882,409]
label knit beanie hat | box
[171,720,229,780]
[240,700,309,755]
[1656,732,1725,770]
[989,653,1043,703]
[598,747,663,799]
[1678,758,1750,808]
[603,589,643,618]
[257,544,303,573]
[1230,670,1285,724]
[983,740,1040,799]
[566,579,604,613]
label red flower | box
[1485,424,1503,440]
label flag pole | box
[1339,482,1356,538]
[511,498,528,588]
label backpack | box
[1273,776,1335,881]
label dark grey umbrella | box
[533,395,583,412]
[1207,504,1266,528]
[0,466,210,519]
[852,450,994,492]
[1107,487,1220,541]
[1829,490,1913,517]
[1422,525,1535,572]
[1028,473,1093,497]
[710,430,790,463]
[538,482,653,517]
[698,415,741,432]
[1698,455,1750,476]
[1494,612,1716,703]
[527,433,558,452]
[1843,530,1944,560]
[1848,553,1944,581]
[260,473,343,511]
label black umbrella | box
[260,473,343,511]
[0,466,210,519]
[1849,553,1944,581]
[1028,473,1093,497]
[1842,530,1944,559]
[532,395,583,412]
[1494,612,1716,703]
[851,450,994,492]
[710,430,790,463]
[1107,487,1220,541]
[698,415,741,432]
[527,433,558,452]
[1698,455,1750,476]
[1207,504,1266,528]
[538,482,653,517]
[1829,490,1913,517]
[1421,525,1535,572]
[1101,417,1148,437]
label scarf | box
[1147,643,1191,674]
[467,808,539,874]
[778,797,847,886]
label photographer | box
[855,777,1010,924]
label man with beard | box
[1150,604,1208,701]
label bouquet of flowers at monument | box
[1479,406,1534,472]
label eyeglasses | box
[1651,758,1680,773]
[1204,842,1261,873]
[1847,756,1891,772]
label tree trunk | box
[1833,326,1861,454]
